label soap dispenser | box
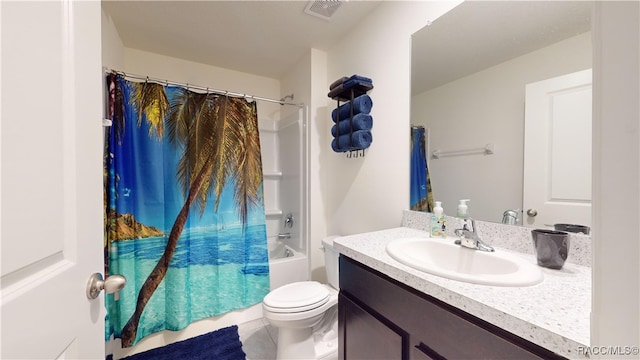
[457,199,470,218]
[457,199,471,230]
[430,201,446,238]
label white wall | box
[411,32,591,222]
[121,49,282,120]
[101,9,124,69]
[101,10,282,121]
[281,48,330,281]
[325,1,461,236]
[591,1,640,356]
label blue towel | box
[331,113,373,137]
[342,78,372,90]
[330,76,349,90]
[327,79,373,99]
[331,130,373,152]
[331,94,373,122]
[348,74,372,83]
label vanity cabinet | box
[338,256,566,360]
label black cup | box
[531,229,569,269]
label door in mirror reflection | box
[523,69,592,228]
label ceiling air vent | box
[304,0,342,21]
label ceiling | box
[411,1,592,95]
[103,1,592,94]
[102,0,383,80]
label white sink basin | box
[386,237,543,287]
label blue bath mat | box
[120,325,246,360]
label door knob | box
[86,273,126,300]
[526,209,538,217]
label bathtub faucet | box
[278,233,292,240]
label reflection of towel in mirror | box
[331,94,373,122]
[331,114,373,137]
[331,130,373,152]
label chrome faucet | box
[501,209,521,225]
[454,218,494,252]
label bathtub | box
[268,239,309,290]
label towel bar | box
[432,143,495,159]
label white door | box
[1,1,105,358]
[523,69,592,228]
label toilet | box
[262,236,341,360]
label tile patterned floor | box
[238,318,278,360]
[238,317,339,360]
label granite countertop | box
[334,227,591,359]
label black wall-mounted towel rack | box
[329,79,373,158]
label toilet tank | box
[322,236,341,289]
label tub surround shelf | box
[334,227,590,359]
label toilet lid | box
[263,281,329,313]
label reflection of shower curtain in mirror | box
[104,73,270,347]
[410,126,434,212]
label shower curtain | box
[410,126,434,212]
[104,73,270,347]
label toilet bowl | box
[262,236,341,360]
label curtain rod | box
[104,68,303,108]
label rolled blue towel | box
[331,130,373,152]
[331,94,373,122]
[331,113,373,137]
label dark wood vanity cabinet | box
[338,256,567,360]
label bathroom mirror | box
[410,1,592,226]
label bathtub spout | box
[278,233,292,239]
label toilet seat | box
[263,281,330,313]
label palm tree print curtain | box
[104,73,270,347]
[410,126,434,212]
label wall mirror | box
[410,1,593,227]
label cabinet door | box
[411,342,448,360]
[340,256,565,360]
[339,293,406,360]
